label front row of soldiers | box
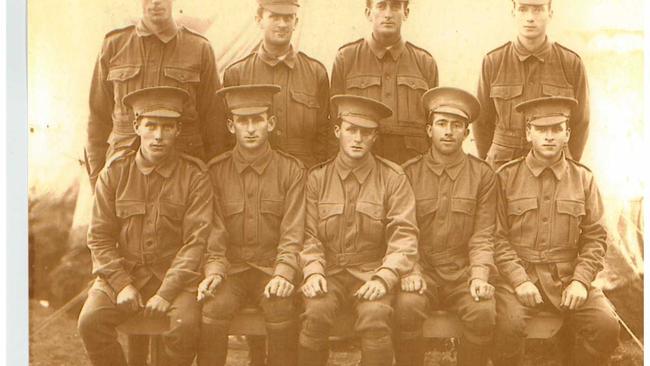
[78,84,619,366]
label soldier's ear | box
[403,5,410,19]
[333,123,341,139]
[525,124,533,143]
[133,118,141,136]
[175,122,182,136]
[226,119,236,135]
[267,115,277,132]
[364,6,372,21]
[425,123,433,139]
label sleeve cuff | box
[204,261,227,278]
[469,265,490,283]
[506,267,530,289]
[374,268,398,291]
[273,263,296,284]
[302,261,325,282]
[156,284,180,303]
[108,272,133,294]
[571,269,594,289]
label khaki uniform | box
[331,37,439,163]
[86,20,225,188]
[493,152,619,365]
[394,149,497,366]
[78,150,212,366]
[223,44,334,167]
[199,145,305,366]
[474,39,589,168]
[299,154,419,365]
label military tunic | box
[78,149,212,366]
[331,36,439,163]
[299,153,418,362]
[86,20,225,188]
[492,152,619,364]
[223,44,333,167]
[474,38,589,168]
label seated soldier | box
[298,95,419,366]
[492,96,620,366]
[197,85,305,366]
[395,87,497,366]
[78,86,211,366]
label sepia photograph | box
[26,0,644,365]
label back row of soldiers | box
[78,0,616,365]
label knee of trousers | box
[393,292,427,339]
[201,294,239,322]
[261,295,297,325]
[77,306,113,344]
[460,300,496,344]
[355,301,393,336]
[576,310,621,354]
[167,307,201,346]
[299,297,337,350]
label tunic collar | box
[335,153,375,184]
[135,18,179,43]
[366,34,405,61]
[135,149,178,178]
[256,42,297,69]
[525,150,568,180]
[232,144,274,175]
[424,148,467,181]
[514,36,552,62]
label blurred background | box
[28,0,644,364]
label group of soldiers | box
[76,0,621,365]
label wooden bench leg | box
[127,335,149,366]
[150,335,164,366]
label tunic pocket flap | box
[356,201,384,220]
[507,197,537,215]
[164,67,201,83]
[223,201,245,217]
[451,198,476,215]
[542,83,574,98]
[159,201,185,220]
[346,75,381,89]
[291,91,320,108]
[397,76,428,91]
[261,199,284,216]
[556,200,585,217]
[319,202,344,219]
[490,84,523,100]
[107,66,141,81]
[416,198,438,216]
[115,201,146,218]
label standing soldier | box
[395,87,497,366]
[86,0,225,189]
[197,85,305,366]
[77,87,211,366]
[474,0,589,169]
[298,95,419,366]
[492,97,619,365]
[223,0,332,167]
[331,0,439,164]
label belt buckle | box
[141,253,157,265]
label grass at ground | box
[30,299,642,366]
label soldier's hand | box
[514,281,543,307]
[144,295,171,318]
[401,273,427,294]
[264,276,295,298]
[116,284,143,312]
[301,274,328,298]
[560,281,588,310]
[469,279,495,302]
[197,275,223,302]
[355,279,387,301]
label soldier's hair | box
[511,0,552,10]
[366,0,409,10]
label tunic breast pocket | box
[451,197,477,241]
[222,200,245,243]
[318,203,344,242]
[396,75,428,123]
[115,200,146,250]
[507,197,538,247]
[289,90,320,138]
[345,75,382,100]
[489,84,523,130]
[107,65,141,109]
[158,201,186,248]
[541,83,575,98]
[260,199,284,236]
[163,66,201,100]
[356,201,385,244]
[554,199,585,246]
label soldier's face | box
[228,112,276,152]
[256,10,298,47]
[427,113,469,155]
[334,121,378,160]
[512,1,552,41]
[365,1,409,38]
[141,0,173,25]
[526,122,570,161]
[134,117,180,163]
